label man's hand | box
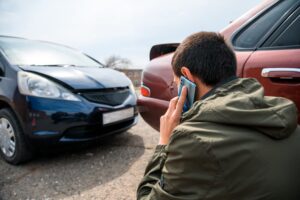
[159,86,187,145]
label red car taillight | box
[141,85,151,97]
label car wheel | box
[0,108,33,164]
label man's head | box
[172,32,237,98]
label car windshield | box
[0,37,102,67]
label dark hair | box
[172,31,237,86]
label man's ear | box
[181,67,195,82]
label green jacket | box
[137,78,300,200]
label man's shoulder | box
[167,123,221,166]
[172,120,267,148]
[172,121,300,159]
[173,121,237,142]
[168,121,229,154]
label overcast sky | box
[0,0,261,68]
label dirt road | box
[0,116,159,200]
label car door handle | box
[261,68,300,79]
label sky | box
[0,0,261,68]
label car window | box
[233,0,295,49]
[0,62,4,76]
[0,54,5,76]
[271,14,300,47]
[0,37,102,67]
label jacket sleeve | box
[137,130,220,200]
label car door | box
[243,6,300,124]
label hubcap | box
[0,118,16,158]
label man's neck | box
[196,76,238,101]
[196,83,212,101]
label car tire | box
[0,108,33,164]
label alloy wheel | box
[0,117,16,158]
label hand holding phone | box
[159,86,187,145]
[178,76,196,112]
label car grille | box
[81,88,130,106]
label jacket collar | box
[200,75,238,100]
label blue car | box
[0,36,138,164]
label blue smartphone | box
[178,76,196,112]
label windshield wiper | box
[26,64,102,68]
[28,64,77,67]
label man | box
[137,32,300,200]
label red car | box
[138,0,300,131]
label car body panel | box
[243,49,300,123]
[23,95,137,143]
[19,65,131,90]
[137,96,168,131]
[235,51,254,77]
[142,53,177,101]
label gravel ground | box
[0,115,159,200]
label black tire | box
[0,108,33,164]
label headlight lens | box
[18,71,80,101]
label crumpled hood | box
[182,78,298,139]
[19,65,131,90]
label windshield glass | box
[0,37,102,67]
